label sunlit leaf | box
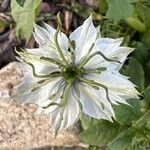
[11,0,42,42]
[106,0,134,20]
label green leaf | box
[108,127,136,150]
[132,42,149,64]
[113,99,141,125]
[11,0,42,42]
[16,0,25,7]
[136,3,150,28]
[80,114,99,130]
[136,3,150,47]
[106,0,134,20]
[133,110,150,129]
[144,86,150,104]
[143,29,150,48]
[79,120,124,146]
[123,57,145,91]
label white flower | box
[13,15,139,135]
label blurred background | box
[0,0,150,150]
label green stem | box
[125,16,146,33]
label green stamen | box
[54,13,69,65]
[40,56,65,67]
[42,81,72,109]
[24,60,61,78]
[79,77,111,103]
[68,39,75,64]
[83,67,107,74]
[16,49,63,67]
[78,51,121,69]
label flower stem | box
[125,16,146,33]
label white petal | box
[33,23,50,45]
[14,77,64,104]
[49,87,80,134]
[26,48,58,58]
[69,15,97,64]
[85,38,133,71]
[33,23,69,59]
[44,22,69,52]
[18,51,59,74]
[78,83,115,121]
[86,71,139,100]
[93,38,124,54]
[35,88,64,115]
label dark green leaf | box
[106,0,134,20]
[79,120,124,146]
[16,0,25,7]
[133,110,150,129]
[108,127,136,150]
[123,57,144,91]
[113,99,141,125]
[143,86,150,107]
[143,29,150,47]
[132,42,149,64]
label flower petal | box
[69,15,97,64]
[17,50,59,74]
[26,48,58,58]
[33,23,69,56]
[14,77,64,104]
[78,83,115,121]
[44,22,69,52]
[35,87,64,115]
[49,87,80,135]
[85,71,139,102]
[85,38,133,70]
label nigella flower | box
[13,14,139,135]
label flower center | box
[63,66,80,81]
